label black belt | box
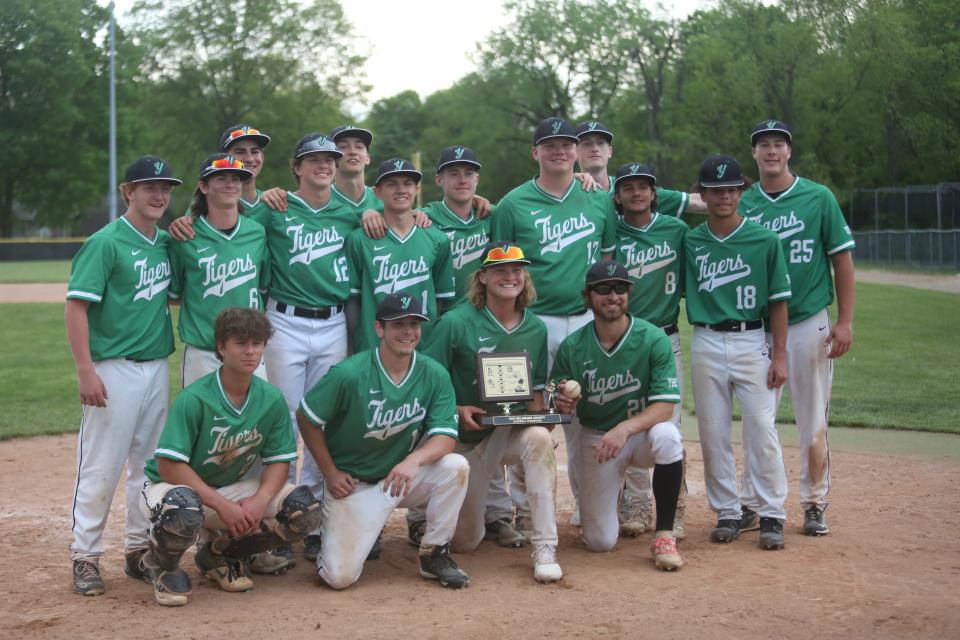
[661,323,679,336]
[121,356,152,363]
[275,301,343,320]
[695,319,764,332]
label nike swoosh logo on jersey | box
[530,209,544,216]
[373,245,386,251]
[744,207,760,214]
[478,336,492,342]
[694,246,707,252]
[369,389,381,394]
[131,249,142,256]
[196,246,211,253]
[213,415,228,421]
[284,216,296,222]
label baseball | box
[561,380,581,398]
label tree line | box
[2,0,957,235]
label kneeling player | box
[420,243,561,583]
[297,294,470,589]
[552,261,684,570]
[136,308,320,605]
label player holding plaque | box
[419,243,563,583]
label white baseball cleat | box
[650,531,683,571]
[532,544,563,582]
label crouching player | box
[552,261,685,570]
[137,308,320,605]
[297,294,471,589]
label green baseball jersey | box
[604,175,688,217]
[550,316,680,431]
[299,349,459,483]
[240,190,272,219]
[739,176,855,323]
[249,191,360,308]
[66,216,174,362]
[491,178,617,315]
[168,215,269,351]
[145,370,296,488]
[419,200,492,305]
[346,224,456,352]
[683,218,792,324]
[615,213,688,327]
[332,184,384,214]
[420,304,548,444]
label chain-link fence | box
[849,183,960,270]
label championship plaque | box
[475,352,569,427]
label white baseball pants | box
[70,358,169,561]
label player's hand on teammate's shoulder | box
[77,366,108,407]
[472,195,492,219]
[457,405,487,432]
[383,458,420,498]
[262,187,288,212]
[827,321,853,359]
[767,350,788,389]
[594,426,629,464]
[361,209,387,238]
[412,209,433,229]
[326,469,359,500]
[574,172,600,192]
[167,215,196,241]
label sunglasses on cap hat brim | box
[201,158,253,180]
[482,245,531,267]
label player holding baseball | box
[551,260,685,570]
[138,308,320,605]
[684,155,791,550]
[345,158,456,353]
[297,293,471,589]
[740,119,856,536]
[419,242,562,582]
[65,156,182,596]
[168,153,269,387]
[491,117,617,531]
[611,162,690,540]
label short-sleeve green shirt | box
[299,349,459,482]
[615,213,688,327]
[331,184,384,214]
[419,200,491,305]
[66,216,174,361]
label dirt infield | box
[2,432,958,639]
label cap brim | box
[332,128,373,147]
[481,258,531,268]
[200,168,255,181]
[588,277,632,286]
[295,149,344,160]
[375,169,422,185]
[436,160,482,172]
[128,176,183,186]
[700,179,745,188]
[222,133,271,152]
[751,128,792,145]
[576,131,614,142]
[377,312,430,322]
[534,134,580,145]
[614,174,657,188]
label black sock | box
[652,460,683,532]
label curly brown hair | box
[214,307,273,361]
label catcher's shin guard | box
[275,485,322,542]
[148,486,204,570]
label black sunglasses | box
[590,282,630,295]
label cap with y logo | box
[293,133,343,160]
[750,119,792,146]
[123,155,183,185]
[533,117,578,145]
[436,145,481,172]
[698,154,745,188]
[219,124,271,152]
[329,124,373,148]
[375,158,422,185]
[586,260,631,286]
[614,162,657,188]
[376,292,430,322]
[574,120,614,142]
[198,153,254,181]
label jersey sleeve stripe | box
[677,192,689,215]
[167,292,181,299]
[436,291,456,299]
[426,426,458,438]
[154,448,190,462]
[826,239,856,255]
[66,290,102,302]
[769,291,792,301]
[298,400,325,428]
[601,244,615,253]
[649,394,681,403]
[262,452,298,464]
[349,288,361,295]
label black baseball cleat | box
[303,534,322,561]
[73,559,105,596]
[739,506,759,532]
[124,549,150,583]
[710,519,741,543]
[407,520,426,547]
[419,543,469,588]
[803,506,829,536]
[759,517,785,550]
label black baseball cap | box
[533,117,578,145]
[698,154,745,188]
[198,153,253,181]
[614,162,657,189]
[219,124,271,152]
[293,134,343,160]
[574,120,614,142]
[750,119,792,146]
[123,155,182,185]
[329,124,373,148]
[375,158,422,185]
[586,260,631,286]
[479,242,531,268]
[375,292,430,322]
[436,145,481,172]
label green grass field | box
[0,260,72,283]
[0,281,957,440]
